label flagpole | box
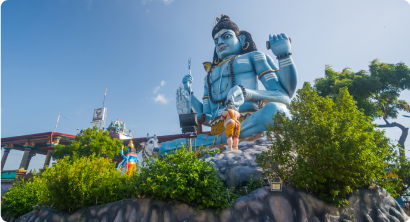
[54,114,60,132]
[102,86,107,109]
[100,87,107,130]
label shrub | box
[52,125,123,160]
[230,173,264,200]
[130,144,231,214]
[255,83,395,206]
[1,176,48,217]
[41,154,129,213]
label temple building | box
[1,130,206,193]
[1,132,76,192]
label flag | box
[105,87,107,96]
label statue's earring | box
[242,42,249,50]
[214,57,220,65]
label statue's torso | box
[206,52,286,120]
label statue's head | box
[211,15,258,66]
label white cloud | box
[146,9,150,13]
[153,80,166,94]
[154,94,168,104]
[405,0,410,5]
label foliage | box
[196,145,220,158]
[40,154,129,213]
[1,176,48,217]
[379,154,410,197]
[314,60,410,119]
[52,126,123,160]
[255,83,395,206]
[314,60,410,192]
[2,145,250,217]
[129,144,231,214]
[229,173,264,201]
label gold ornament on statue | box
[242,42,249,50]
[128,140,134,148]
[203,62,212,73]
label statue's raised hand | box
[182,74,193,92]
[176,83,191,115]
[269,33,291,57]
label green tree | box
[52,125,123,160]
[314,60,410,158]
[255,83,395,206]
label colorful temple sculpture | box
[1,132,76,192]
[107,119,132,140]
[136,134,161,169]
[118,140,139,176]
[161,14,298,154]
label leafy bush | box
[53,126,123,160]
[130,144,231,214]
[229,173,264,201]
[2,145,245,217]
[41,154,129,213]
[255,83,395,206]
[1,176,48,217]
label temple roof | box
[1,132,76,155]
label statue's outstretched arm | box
[266,54,297,98]
[191,78,213,126]
[236,51,290,104]
[267,33,297,98]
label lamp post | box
[179,113,198,152]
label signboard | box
[92,108,107,122]
[271,182,282,191]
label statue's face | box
[214,29,241,60]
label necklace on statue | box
[207,55,237,105]
[210,61,231,95]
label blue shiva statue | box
[161,14,297,154]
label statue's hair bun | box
[212,14,239,38]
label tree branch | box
[377,122,409,158]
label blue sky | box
[1,0,410,172]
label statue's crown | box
[213,14,230,27]
[212,14,239,38]
[128,140,134,148]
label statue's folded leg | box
[158,102,289,155]
[240,102,290,137]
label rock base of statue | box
[7,185,408,222]
[199,133,271,189]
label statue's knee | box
[256,102,287,125]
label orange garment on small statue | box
[225,109,241,138]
